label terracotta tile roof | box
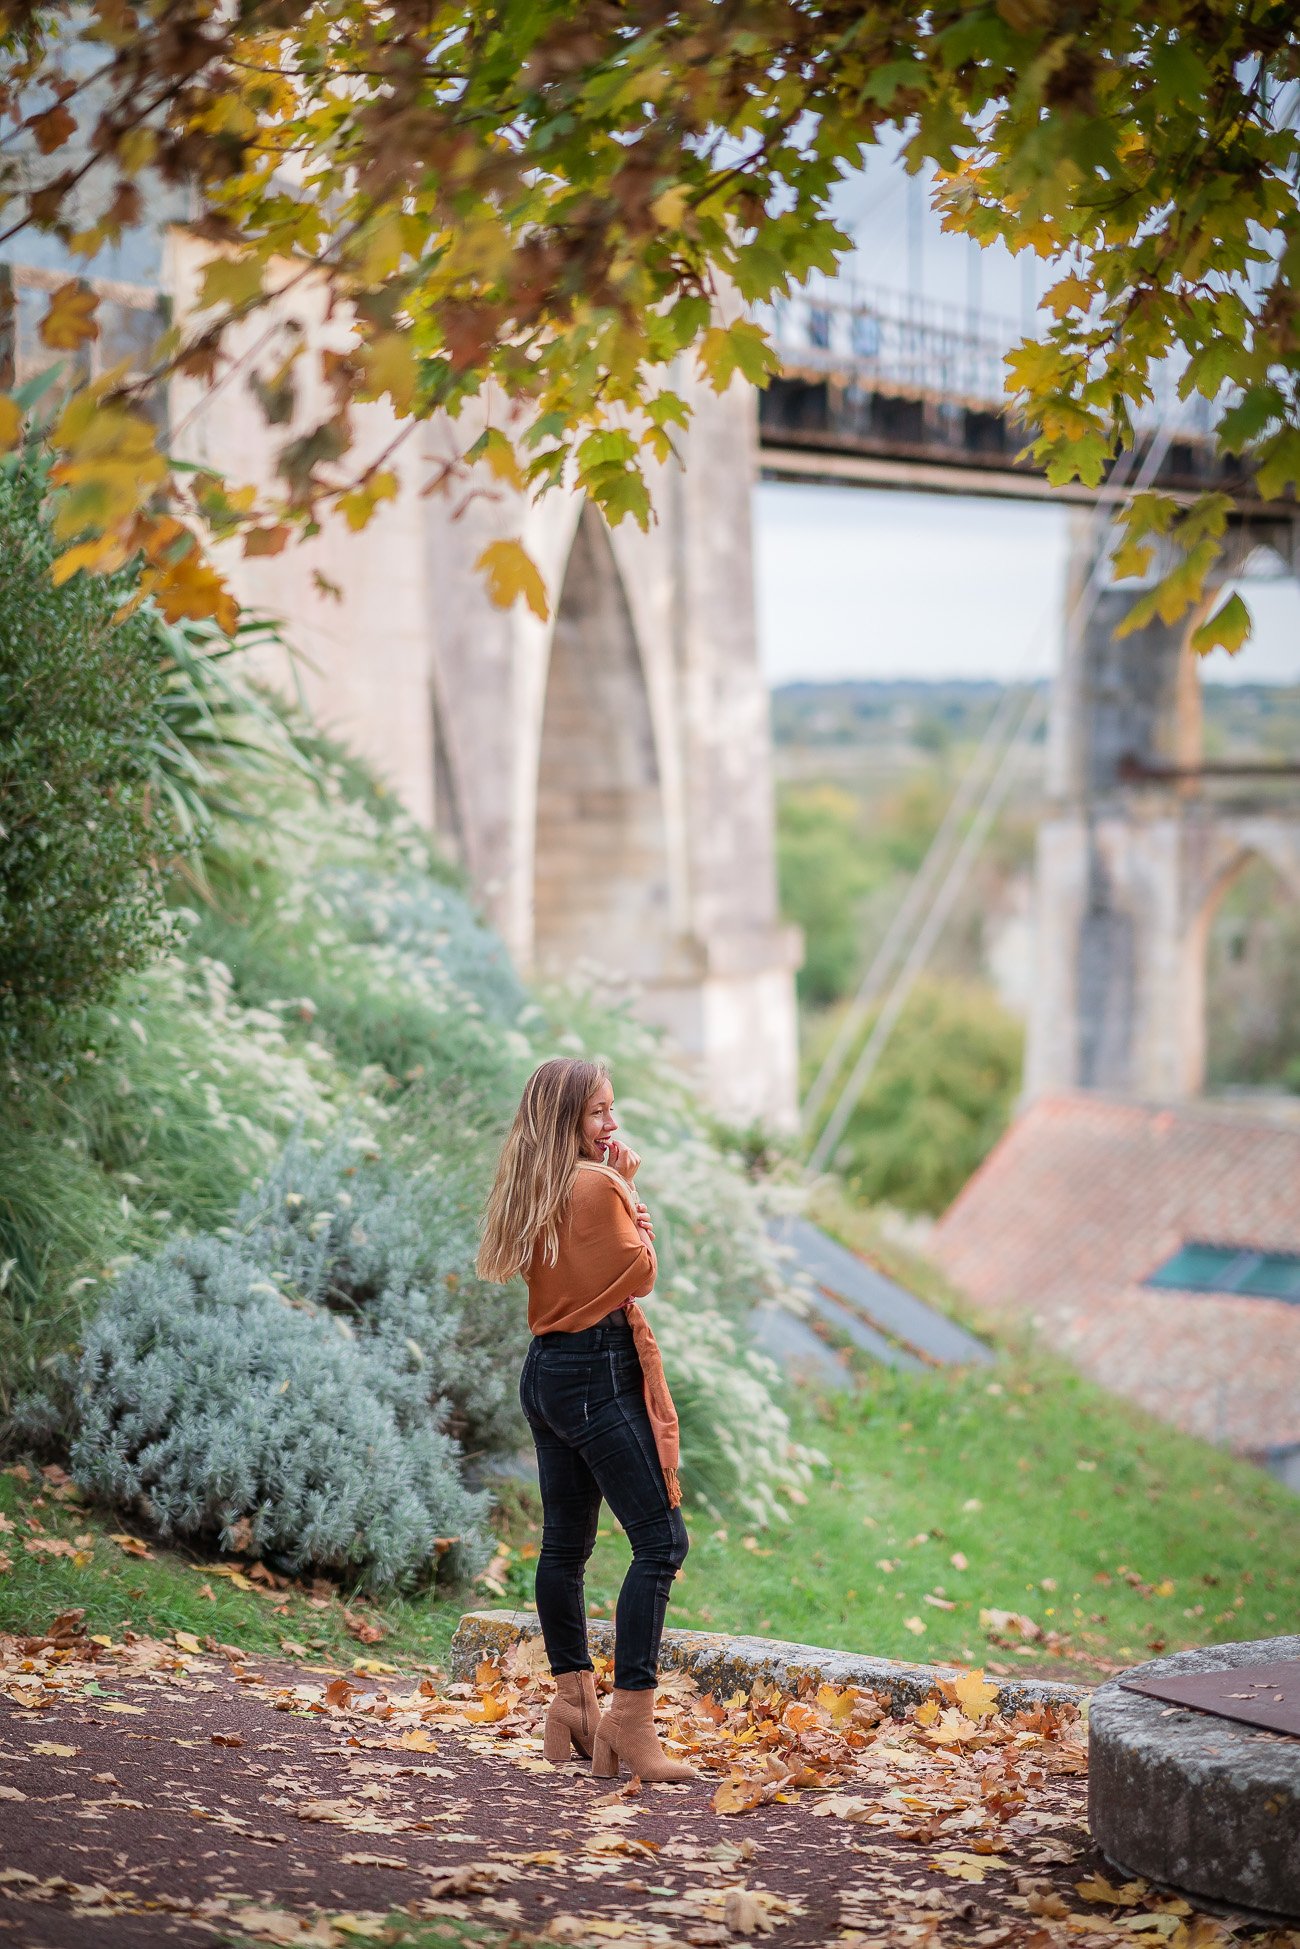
[931,1094,1300,1456]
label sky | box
[752,148,1300,692]
[753,481,1300,689]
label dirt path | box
[0,1618,1291,1949]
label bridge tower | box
[1024,513,1300,1103]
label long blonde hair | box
[477,1056,609,1282]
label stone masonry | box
[163,229,801,1128]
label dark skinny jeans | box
[518,1311,688,1691]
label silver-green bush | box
[69,1227,490,1592]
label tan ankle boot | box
[591,1685,698,1783]
[544,1668,601,1763]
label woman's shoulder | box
[572,1163,620,1202]
[571,1163,634,1216]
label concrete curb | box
[449,1609,1087,1718]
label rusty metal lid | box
[1120,1657,1300,1739]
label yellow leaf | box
[146,548,240,634]
[205,1563,256,1591]
[337,470,399,531]
[914,1698,941,1726]
[474,537,549,620]
[40,281,99,352]
[1042,272,1094,320]
[650,185,690,228]
[174,1631,204,1655]
[29,1742,78,1756]
[469,426,525,491]
[108,1532,154,1559]
[696,319,775,393]
[815,1683,859,1726]
[96,1700,147,1715]
[0,396,21,452]
[464,1690,509,1723]
[1076,1875,1148,1906]
[391,1728,439,1752]
[930,1851,999,1882]
[360,332,419,415]
[953,1669,1000,1720]
[712,1776,764,1815]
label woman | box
[477,1055,696,1784]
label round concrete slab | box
[1089,1635,1300,1920]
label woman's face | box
[580,1078,617,1160]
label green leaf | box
[695,320,776,394]
[1215,388,1283,456]
[1191,591,1251,659]
[197,255,265,314]
[1253,427,1300,503]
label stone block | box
[1089,1634,1300,1919]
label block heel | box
[591,1730,618,1778]
[544,1717,576,1762]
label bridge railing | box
[760,282,1218,438]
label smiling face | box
[579,1075,617,1160]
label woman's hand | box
[634,1200,654,1243]
[603,1136,640,1182]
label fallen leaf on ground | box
[343,1607,387,1645]
[1076,1874,1150,1906]
[723,1886,774,1935]
[952,1670,1000,1720]
[930,1851,1010,1882]
[713,1778,765,1816]
[108,1532,154,1559]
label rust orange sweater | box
[524,1163,681,1506]
[524,1166,657,1334]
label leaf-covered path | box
[1,1615,1295,1949]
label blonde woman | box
[478,1056,696,1784]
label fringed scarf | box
[575,1160,682,1508]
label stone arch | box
[531,503,673,983]
[1185,836,1300,1096]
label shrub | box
[0,454,179,1051]
[186,771,531,1137]
[229,1133,529,1463]
[68,1229,490,1592]
[647,1301,821,1524]
[811,976,1023,1214]
[0,940,373,1418]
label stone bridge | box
[163,234,802,1129]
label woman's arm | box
[573,1174,657,1307]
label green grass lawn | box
[574,1354,1298,1678]
[4,1327,1296,1684]
[0,1459,467,1674]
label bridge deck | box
[758,371,1292,519]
